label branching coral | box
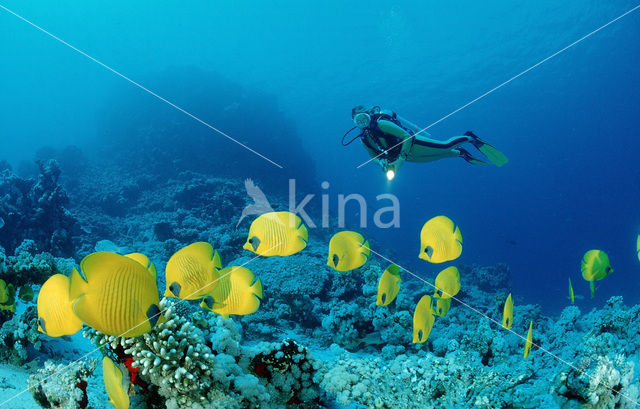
[250,339,322,406]
[84,298,219,408]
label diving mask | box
[353,112,371,129]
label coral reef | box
[250,339,322,406]
[0,160,77,256]
[84,298,323,409]
[28,359,96,409]
[2,149,637,409]
[1,240,75,286]
[553,355,638,408]
[0,305,41,365]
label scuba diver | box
[343,105,508,180]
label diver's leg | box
[463,131,509,166]
[456,148,488,165]
[406,137,465,162]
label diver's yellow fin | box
[69,267,88,301]
[477,142,508,167]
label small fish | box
[523,320,533,358]
[376,264,402,306]
[413,295,435,343]
[433,297,452,317]
[327,231,370,272]
[164,242,221,300]
[37,274,83,337]
[568,278,575,304]
[0,279,10,304]
[433,266,461,299]
[18,285,34,302]
[102,356,130,409]
[0,279,15,313]
[70,252,164,337]
[418,215,462,263]
[636,234,639,262]
[200,266,263,319]
[502,293,513,329]
[244,211,308,257]
[581,249,613,298]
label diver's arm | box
[388,154,405,172]
[377,119,412,141]
[362,143,386,167]
[396,115,430,137]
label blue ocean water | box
[1,2,640,407]
[2,0,638,312]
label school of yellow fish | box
[31,211,631,408]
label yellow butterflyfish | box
[70,252,164,337]
[568,278,575,304]
[125,252,157,278]
[433,297,452,317]
[376,264,402,306]
[502,293,513,330]
[413,295,435,343]
[102,356,130,409]
[37,273,83,337]
[327,231,370,272]
[523,320,533,358]
[0,279,15,313]
[200,266,263,319]
[581,249,613,298]
[164,242,222,300]
[0,279,9,304]
[244,211,308,257]
[433,266,461,299]
[418,215,462,263]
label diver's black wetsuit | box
[359,111,408,162]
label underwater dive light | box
[386,169,395,181]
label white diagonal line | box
[364,244,640,406]
[0,245,276,407]
[0,3,284,169]
[357,3,640,169]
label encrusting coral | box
[27,359,96,409]
[0,160,77,257]
[553,355,638,408]
[1,240,75,286]
[0,304,41,365]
